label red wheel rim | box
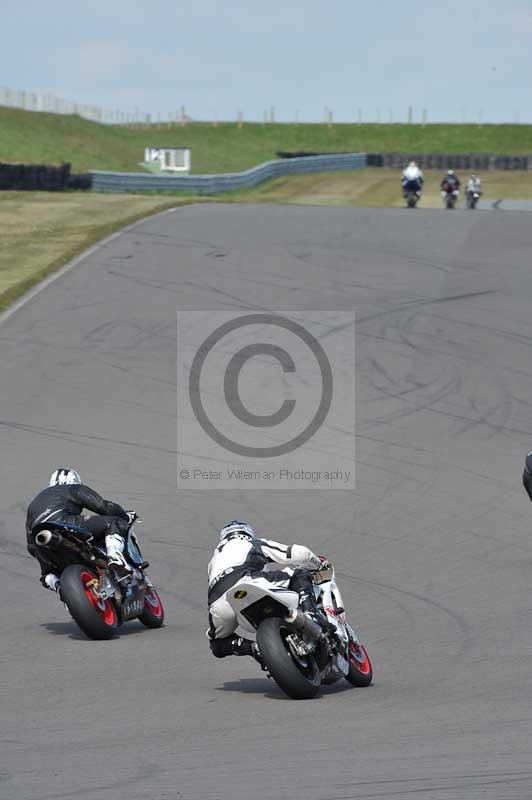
[144,589,163,618]
[80,570,117,627]
[348,642,371,675]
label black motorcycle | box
[33,513,164,639]
[442,186,460,209]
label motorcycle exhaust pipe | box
[35,529,63,548]
[285,609,323,641]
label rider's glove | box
[318,555,332,571]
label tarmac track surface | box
[1,204,532,800]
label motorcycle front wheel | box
[345,639,373,687]
[257,617,321,699]
[138,586,165,628]
[60,564,118,640]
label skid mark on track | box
[0,419,176,455]
[327,771,532,800]
[356,290,497,325]
[337,571,473,659]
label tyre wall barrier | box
[91,153,368,194]
[0,162,93,190]
[366,153,532,170]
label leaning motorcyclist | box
[207,520,332,662]
[522,452,532,502]
[466,173,482,194]
[441,169,461,194]
[401,160,424,194]
[26,467,132,594]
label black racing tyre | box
[256,617,321,700]
[60,565,118,640]
[345,639,373,687]
[138,587,165,628]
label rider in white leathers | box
[401,161,424,186]
[466,173,482,194]
[207,521,330,661]
[401,161,424,203]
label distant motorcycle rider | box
[26,467,132,594]
[466,173,482,194]
[207,520,332,661]
[441,169,461,195]
[401,160,424,193]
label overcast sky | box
[2,0,531,123]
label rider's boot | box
[210,635,264,667]
[289,570,335,633]
[105,533,132,580]
[298,586,336,634]
[232,636,264,666]
[43,572,60,592]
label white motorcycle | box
[227,562,373,699]
[466,189,481,209]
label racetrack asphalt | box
[2,204,532,799]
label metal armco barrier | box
[91,153,368,194]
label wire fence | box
[0,86,154,125]
[0,88,528,127]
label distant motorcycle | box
[33,513,164,639]
[442,187,460,209]
[466,189,481,209]
[227,561,372,699]
[402,179,422,208]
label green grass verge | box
[0,192,199,313]
[1,107,532,174]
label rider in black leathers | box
[26,467,131,593]
[441,170,461,194]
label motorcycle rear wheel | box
[256,617,321,699]
[60,564,118,640]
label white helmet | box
[219,520,255,543]
[49,467,81,486]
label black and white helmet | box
[49,467,81,487]
[219,520,255,543]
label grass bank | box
[0,192,197,312]
[1,107,531,174]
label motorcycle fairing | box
[227,577,299,633]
